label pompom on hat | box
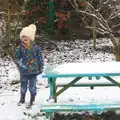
[20,24,36,41]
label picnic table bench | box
[41,62,120,120]
[40,103,120,120]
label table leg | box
[53,81,57,103]
[56,77,82,97]
[49,78,57,102]
[104,76,120,87]
[46,112,52,120]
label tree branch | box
[68,0,118,47]
[111,23,120,30]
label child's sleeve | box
[37,47,44,73]
[15,46,21,63]
[15,46,27,69]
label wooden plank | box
[40,103,120,112]
[56,83,116,87]
[42,73,120,78]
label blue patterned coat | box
[15,42,44,75]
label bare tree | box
[69,0,120,60]
[0,0,29,74]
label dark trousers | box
[20,74,37,96]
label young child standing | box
[15,24,44,106]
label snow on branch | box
[107,9,120,21]
[103,0,110,5]
[86,26,108,35]
[0,12,7,15]
[111,23,120,29]
[78,10,102,22]
[0,10,26,16]
[21,0,31,10]
[97,21,108,31]
[109,10,120,20]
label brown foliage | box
[0,0,23,13]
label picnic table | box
[42,62,120,103]
[41,62,120,120]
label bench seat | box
[40,103,120,120]
[40,103,120,112]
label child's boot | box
[17,94,25,106]
[30,95,35,105]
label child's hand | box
[18,59,27,70]
[22,65,27,70]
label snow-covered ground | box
[1,38,120,120]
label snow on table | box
[43,62,120,77]
[42,62,120,85]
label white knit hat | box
[20,24,36,41]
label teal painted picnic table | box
[42,62,120,102]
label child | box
[15,24,44,105]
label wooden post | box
[93,18,97,50]
[115,37,120,61]
[7,3,11,45]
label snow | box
[43,62,120,75]
[0,38,120,120]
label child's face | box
[21,36,30,45]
